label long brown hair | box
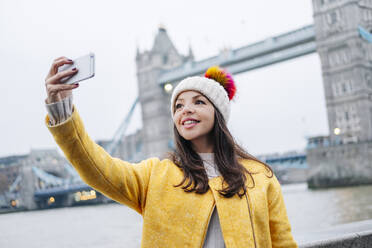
[169,106,273,198]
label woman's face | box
[173,90,215,142]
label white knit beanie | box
[170,76,231,122]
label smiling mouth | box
[183,120,200,125]
[182,119,200,129]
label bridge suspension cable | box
[358,26,372,43]
[8,175,22,193]
[104,97,139,155]
[63,163,83,183]
[32,167,65,187]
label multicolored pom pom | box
[204,66,236,101]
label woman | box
[44,56,298,247]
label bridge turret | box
[312,0,372,144]
[307,0,372,188]
[187,45,194,62]
[136,26,185,158]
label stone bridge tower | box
[313,0,372,144]
[136,27,193,158]
[308,0,372,187]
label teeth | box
[184,120,198,125]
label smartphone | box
[58,53,95,84]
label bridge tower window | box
[342,83,347,93]
[163,55,168,64]
[328,11,338,25]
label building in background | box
[307,0,372,188]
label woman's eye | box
[175,103,183,109]
[195,100,205,105]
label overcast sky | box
[0,0,328,158]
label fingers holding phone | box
[45,53,95,104]
[58,53,95,85]
[45,56,79,104]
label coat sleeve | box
[268,175,298,248]
[45,105,157,214]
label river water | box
[1,183,372,248]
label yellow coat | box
[45,107,298,248]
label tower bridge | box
[157,24,316,85]
[137,0,372,189]
[2,0,372,210]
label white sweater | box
[45,96,225,248]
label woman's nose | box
[182,103,194,114]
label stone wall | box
[307,141,372,188]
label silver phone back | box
[58,53,95,84]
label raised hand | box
[45,56,79,104]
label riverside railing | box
[296,219,372,248]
